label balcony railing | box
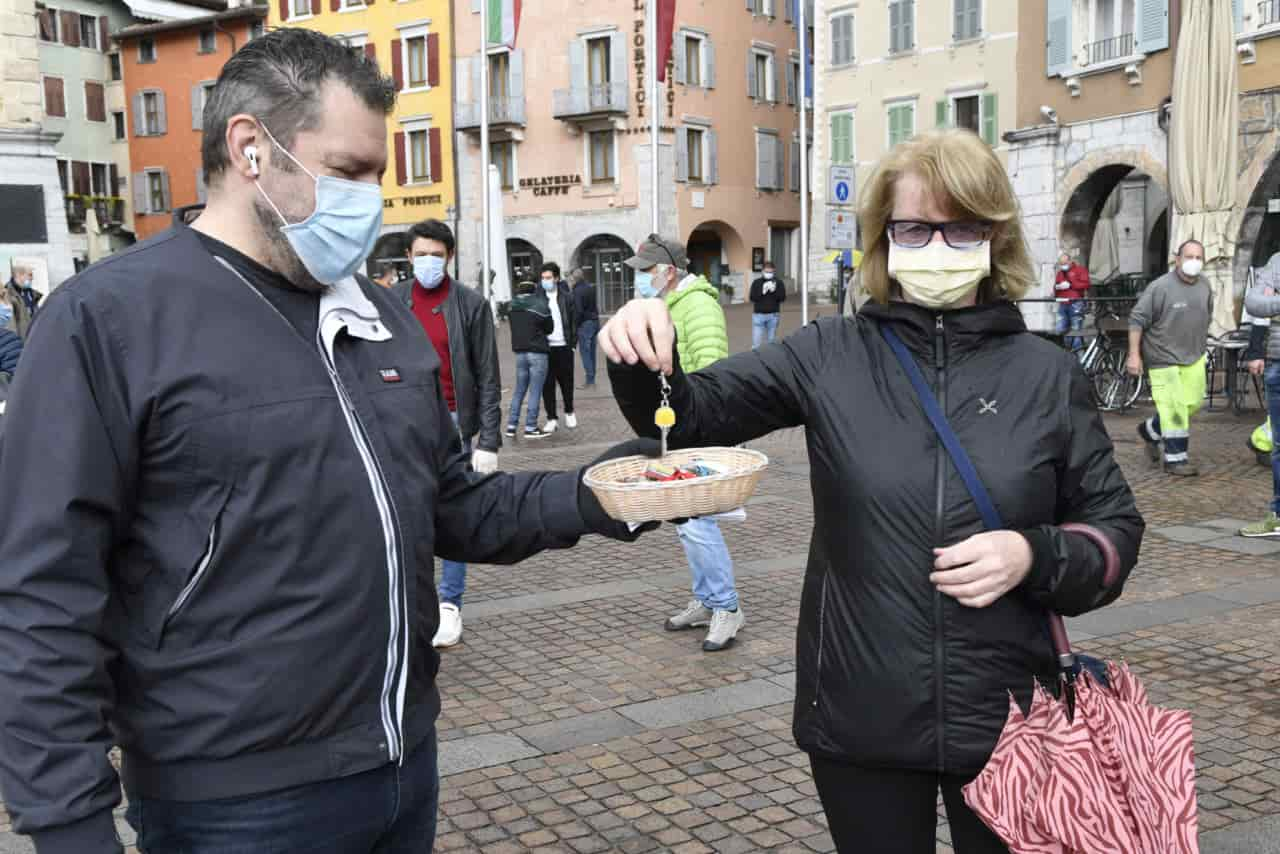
[552,81,628,120]
[1083,32,1135,65]
[92,198,125,225]
[456,95,527,130]
[1260,0,1280,27]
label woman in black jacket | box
[602,129,1144,853]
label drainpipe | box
[448,0,464,284]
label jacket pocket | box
[811,571,830,710]
[158,495,230,643]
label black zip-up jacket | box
[510,293,554,353]
[0,212,627,853]
[572,280,599,327]
[610,300,1143,774]
[391,276,502,453]
[749,275,786,314]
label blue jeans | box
[508,351,549,432]
[126,729,439,853]
[676,517,738,611]
[752,313,780,348]
[440,413,470,607]
[1267,363,1280,515]
[577,320,599,385]
[1056,300,1086,351]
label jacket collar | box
[860,299,1026,360]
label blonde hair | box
[858,128,1036,304]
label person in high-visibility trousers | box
[1129,240,1213,476]
[1242,253,1280,536]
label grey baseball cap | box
[624,234,689,270]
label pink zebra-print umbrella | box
[963,662,1197,854]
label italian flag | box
[486,0,521,47]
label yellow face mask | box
[887,241,991,309]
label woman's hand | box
[600,299,676,375]
[930,531,1033,608]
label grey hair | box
[201,27,396,183]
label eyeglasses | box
[886,220,993,249]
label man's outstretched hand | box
[578,438,681,539]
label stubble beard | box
[251,197,329,295]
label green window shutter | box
[888,106,901,147]
[935,99,949,128]
[981,93,997,145]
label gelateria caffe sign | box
[520,175,582,196]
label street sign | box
[829,166,854,206]
[827,210,855,249]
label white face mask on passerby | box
[888,241,991,309]
[1181,259,1204,279]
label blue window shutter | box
[1046,0,1072,76]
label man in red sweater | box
[393,219,502,648]
[1055,251,1090,350]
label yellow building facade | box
[270,0,455,233]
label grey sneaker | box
[665,600,712,631]
[702,607,745,652]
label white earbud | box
[244,146,260,176]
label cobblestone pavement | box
[4,302,1280,853]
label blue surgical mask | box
[541,279,556,292]
[253,122,384,285]
[414,255,446,289]
[0,304,11,328]
[634,271,660,299]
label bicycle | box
[1076,302,1143,412]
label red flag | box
[655,0,677,82]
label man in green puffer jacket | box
[623,235,743,651]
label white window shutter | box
[704,38,715,88]
[1233,0,1243,32]
[1135,0,1169,54]
[196,167,206,204]
[191,84,203,130]
[132,92,145,136]
[790,139,800,191]
[755,133,766,188]
[708,130,718,184]
[609,31,627,97]
[676,127,689,182]
[160,169,171,211]
[675,34,687,84]
[1045,0,1072,76]
[156,90,167,134]
[904,0,914,49]
[747,51,757,98]
[132,171,147,213]
[785,59,796,105]
[889,1,901,51]
[775,136,785,189]
[771,54,779,102]
[510,50,526,123]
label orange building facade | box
[115,5,266,240]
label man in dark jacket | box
[393,218,503,649]
[540,261,578,433]
[749,260,786,347]
[570,267,600,388]
[506,280,554,439]
[0,29,656,854]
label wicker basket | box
[583,447,769,525]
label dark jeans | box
[1268,362,1280,514]
[542,345,575,420]
[810,755,1007,854]
[127,729,439,853]
[577,320,599,385]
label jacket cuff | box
[31,809,122,854]
[1017,526,1057,594]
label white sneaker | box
[665,599,712,631]
[432,603,462,648]
[543,419,558,434]
[565,413,578,429]
[702,607,745,652]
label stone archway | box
[1233,126,1280,290]
[1057,148,1169,271]
[684,219,747,286]
[572,234,635,315]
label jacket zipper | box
[933,314,948,774]
[811,571,830,709]
[166,516,220,621]
[215,259,406,764]
[317,330,406,765]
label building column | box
[1004,123,1062,333]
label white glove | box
[471,449,498,474]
